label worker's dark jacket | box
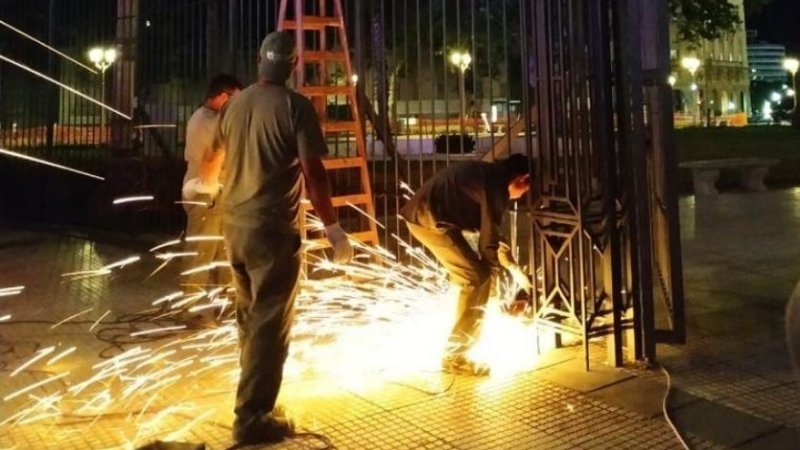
[400,161,513,268]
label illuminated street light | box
[771,92,782,103]
[681,57,701,125]
[668,75,676,87]
[449,50,472,129]
[681,57,701,77]
[784,58,799,111]
[88,46,118,141]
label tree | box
[669,0,741,47]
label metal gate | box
[0,0,685,366]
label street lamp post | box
[88,47,118,143]
[449,51,472,133]
[681,56,701,126]
[784,58,799,111]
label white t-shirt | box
[183,105,218,189]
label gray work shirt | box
[214,82,327,232]
[400,161,512,267]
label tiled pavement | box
[2,188,800,449]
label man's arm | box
[299,155,336,226]
[199,144,224,185]
[295,95,352,263]
[199,110,226,186]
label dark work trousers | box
[224,222,302,439]
[406,222,492,356]
[183,193,230,288]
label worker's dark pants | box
[224,222,302,439]
[183,194,230,288]
[406,222,492,357]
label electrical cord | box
[0,306,210,359]
[387,371,456,396]
[661,363,691,450]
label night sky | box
[748,0,800,54]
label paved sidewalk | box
[1,188,800,449]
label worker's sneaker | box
[441,354,490,377]
[233,413,295,446]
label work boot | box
[441,354,490,377]
[232,411,295,446]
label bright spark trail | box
[0,148,105,181]
[0,19,99,74]
[0,211,543,447]
[0,54,132,120]
[113,196,155,205]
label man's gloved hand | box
[507,264,532,290]
[325,222,353,264]
[182,178,220,200]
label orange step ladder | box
[278,0,379,250]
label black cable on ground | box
[387,371,456,396]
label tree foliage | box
[669,0,741,46]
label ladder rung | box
[331,193,371,207]
[307,231,378,249]
[282,16,341,30]
[322,157,364,170]
[304,51,347,62]
[321,121,358,133]
[300,86,353,96]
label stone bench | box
[679,158,779,196]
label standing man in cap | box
[181,74,242,292]
[401,154,533,376]
[196,31,353,445]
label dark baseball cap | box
[258,31,297,82]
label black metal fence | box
[0,0,685,366]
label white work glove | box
[325,222,353,264]
[182,177,220,200]
[507,264,532,291]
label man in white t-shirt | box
[182,74,242,289]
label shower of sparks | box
[49,307,94,330]
[0,314,10,322]
[174,200,210,207]
[89,310,111,332]
[180,261,230,277]
[0,54,132,120]
[0,19,99,74]
[3,372,70,402]
[47,347,77,366]
[1,212,543,448]
[0,148,105,181]
[155,251,198,261]
[61,256,141,280]
[112,196,155,205]
[185,235,224,243]
[0,285,25,298]
[129,325,187,337]
[149,239,182,252]
[11,346,55,376]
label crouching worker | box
[400,154,533,376]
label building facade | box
[747,41,788,83]
[669,0,750,126]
